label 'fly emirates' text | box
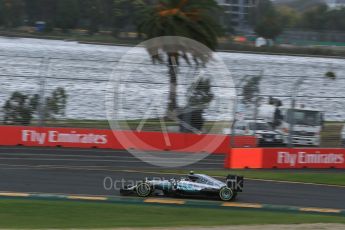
[22,130,107,145]
[278,151,344,166]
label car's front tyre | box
[219,187,236,201]
[136,182,152,197]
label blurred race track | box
[0,146,344,209]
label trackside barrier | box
[0,126,256,154]
[225,148,345,168]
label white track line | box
[0,152,224,162]
[0,157,222,165]
[244,178,345,188]
[0,146,125,153]
[114,169,345,189]
[0,163,218,171]
[0,146,225,157]
[0,163,344,188]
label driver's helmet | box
[188,174,199,182]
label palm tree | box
[139,0,221,118]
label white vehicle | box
[341,125,345,147]
[258,105,323,146]
[233,120,283,146]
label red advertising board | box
[0,126,121,149]
[0,126,256,154]
[226,148,345,169]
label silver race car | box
[120,172,243,201]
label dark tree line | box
[300,4,345,31]
[0,0,153,35]
[0,0,344,40]
[276,3,345,31]
[250,0,345,40]
[250,0,284,40]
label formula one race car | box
[120,172,244,201]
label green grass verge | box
[157,170,345,186]
[0,199,344,228]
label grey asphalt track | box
[0,146,344,209]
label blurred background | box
[0,0,344,148]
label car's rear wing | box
[226,175,244,192]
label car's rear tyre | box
[219,187,235,201]
[136,182,152,197]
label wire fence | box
[0,53,344,148]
